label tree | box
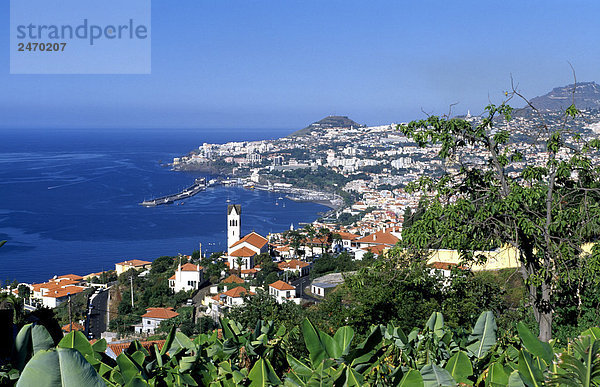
[303,224,316,257]
[17,284,30,301]
[150,255,175,276]
[400,87,600,341]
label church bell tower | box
[227,204,241,253]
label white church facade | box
[226,204,268,271]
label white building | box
[226,205,269,271]
[168,263,203,293]
[134,307,179,335]
[224,286,254,306]
[227,204,242,254]
[268,280,300,304]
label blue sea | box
[0,128,327,283]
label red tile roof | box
[224,286,254,298]
[181,263,202,271]
[230,246,257,257]
[356,230,399,246]
[57,274,83,281]
[223,274,245,284]
[108,340,165,357]
[62,322,85,332]
[337,232,360,240]
[361,244,388,255]
[229,232,267,249]
[278,259,310,270]
[141,307,179,320]
[44,286,86,298]
[429,262,469,271]
[117,259,152,267]
[269,280,295,291]
[169,274,176,280]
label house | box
[168,263,203,292]
[115,259,152,275]
[334,232,360,250]
[41,285,86,308]
[268,280,300,304]
[355,228,400,250]
[310,273,349,298]
[223,286,254,306]
[278,259,311,277]
[134,307,179,335]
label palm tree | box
[303,224,316,258]
[317,227,332,254]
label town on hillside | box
[2,195,523,348]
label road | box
[292,276,320,303]
[88,289,108,339]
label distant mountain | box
[289,115,363,137]
[529,81,600,111]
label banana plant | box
[547,328,600,386]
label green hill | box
[289,115,363,137]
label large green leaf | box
[343,365,364,386]
[161,325,176,356]
[348,325,383,365]
[59,330,94,358]
[168,331,195,354]
[333,326,354,357]
[302,318,327,365]
[318,330,341,359]
[116,352,145,385]
[467,311,497,358]
[16,348,106,387]
[581,327,600,340]
[426,312,445,338]
[487,362,508,386]
[14,323,55,370]
[445,351,473,383]
[517,350,543,387]
[286,354,313,378]
[507,370,525,387]
[248,358,281,386]
[420,363,455,387]
[398,369,424,386]
[517,322,553,363]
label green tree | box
[400,93,600,341]
[150,255,175,276]
[17,284,30,301]
[226,289,304,331]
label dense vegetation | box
[4,307,600,386]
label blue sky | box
[2,0,599,130]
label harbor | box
[139,178,209,207]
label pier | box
[139,178,207,207]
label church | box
[226,204,268,271]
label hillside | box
[289,115,363,137]
[528,81,600,111]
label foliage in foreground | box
[4,311,600,386]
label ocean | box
[0,128,327,283]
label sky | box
[1,0,600,130]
